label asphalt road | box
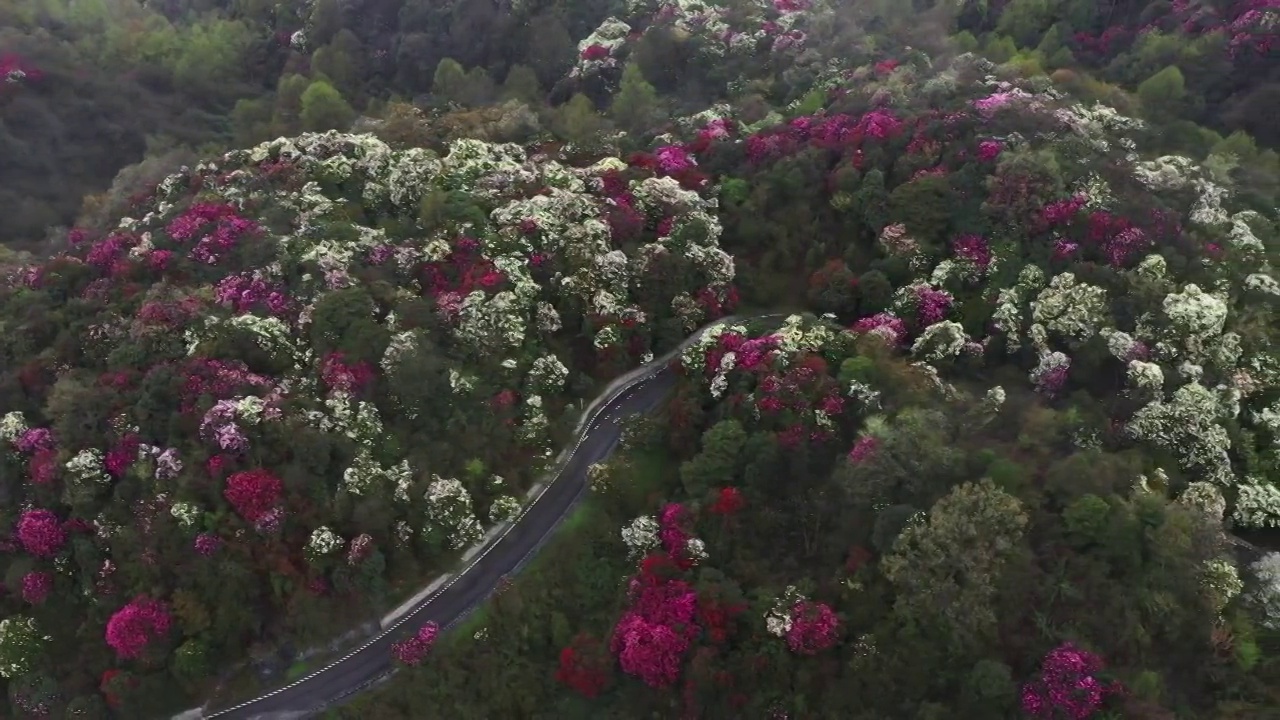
[202,340,700,718]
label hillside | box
[0,0,1279,718]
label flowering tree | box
[785,600,841,655]
[16,510,65,558]
[1020,643,1120,719]
[104,596,172,660]
[223,469,284,523]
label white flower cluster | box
[0,616,48,678]
[764,586,807,638]
[1251,552,1280,630]
[423,476,485,550]
[65,449,111,485]
[169,501,202,528]
[307,526,345,557]
[911,321,969,362]
[1030,273,1108,346]
[621,515,660,558]
[1201,559,1243,616]
[1127,383,1235,487]
[488,495,523,525]
[342,449,415,501]
[0,411,26,444]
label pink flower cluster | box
[104,434,140,477]
[14,427,54,453]
[21,571,52,605]
[847,436,879,464]
[655,145,696,174]
[743,110,905,163]
[912,285,954,325]
[611,556,701,688]
[391,622,440,666]
[164,202,260,264]
[785,600,841,655]
[175,358,274,414]
[320,353,376,396]
[17,509,66,557]
[1021,643,1119,719]
[214,272,291,316]
[852,312,907,345]
[105,596,172,659]
[952,234,993,270]
[194,533,222,556]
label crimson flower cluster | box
[223,468,284,523]
[556,633,614,698]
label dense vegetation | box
[0,0,1278,717]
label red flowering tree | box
[21,571,52,605]
[555,633,614,698]
[17,509,66,557]
[223,468,284,523]
[105,596,172,659]
[708,487,745,516]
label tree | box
[680,419,748,496]
[300,79,357,132]
[554,94,606,145]
[1137,66,1188,120]
[610,64,661,134]
[881,479,1030,652]
[500,64,541,104]
[432,58,468,104]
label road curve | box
[202,314,789,719]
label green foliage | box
[300,79,357,132]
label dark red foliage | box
[708,487,746,516]
[556,633,614,697]
[223,468,284,523]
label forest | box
[0,0,1278,717]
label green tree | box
[881,479,1030,652]
[432,58,468,104]
[1137,65,1188,119]
[610,64,661,134]
[554,94,606,145]
[300,79,357,132]
[680,419,748,496]
[500,64,541,103]
[272,73,312,133]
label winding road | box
[201,314,786,719]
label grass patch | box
[285,660,312,681]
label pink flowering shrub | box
[847,436,880,463]
[785,600,841,655]
[391,622,440,666]
[17,509,66,557]
[105,596,173,659]
[1021,643,1120,719]
[852,313,908,345]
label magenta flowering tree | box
[105,596,173,660]
[16,509,66,557]
[1021,643,1120,719]
[785,600,840,655]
